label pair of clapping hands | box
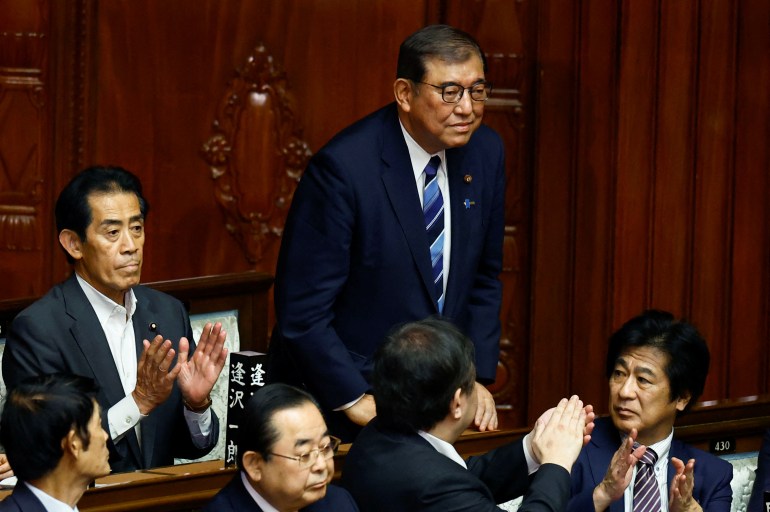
[527,397,700,512]
[131,322,228,415]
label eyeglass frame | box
[268,435,341,468]
[414,79,493,104]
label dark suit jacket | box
[2,274,219,472]
[748,428,770,512]
[203,472,359,512]
[0,483,46,512]
[271,103,506,412]
[568,417,733,512]
[341,418,571,512]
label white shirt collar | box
[24,481,79,512]
[398,119,447,182]
[240,471,280,512]
[76,274,137,325]
[418,431,467,469]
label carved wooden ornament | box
[201,44,311,263]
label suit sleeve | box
[274,152,370,409]
[463,133,505,382]
[467,439,571,512]
[699,457,733,512]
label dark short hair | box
[0,373,99,482]
[237,383,321,468]
[55,166,149,263]
[373,317,476,433]
[605,309,710,410]
[396,24,487,83]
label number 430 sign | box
[710,438,735,454]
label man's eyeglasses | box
[269,436,341,469]
[416,80,492,104]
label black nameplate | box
[709,437,736,454]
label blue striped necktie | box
[633,444,661,512]
[423,156,444,313]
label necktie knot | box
[633,443,658,466]
[425,156,441,178]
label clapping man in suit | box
[341,318,594,512]
[3,166,227,472]
[0,373,110,511]
[270,23,505,441]
[204,383,358,512]
[568,310,733,512]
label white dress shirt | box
[241,471,280,512]
[25,481,78,512]
[76,275,212,447]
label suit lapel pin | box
[464,199,476,209]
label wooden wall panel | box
[690,0,737,400]
[728,0,770,397]
[87,0,426,284]
[534,0,770,421]
[0,0,54,298]
[528,0,579,420]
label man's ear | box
[59,230,83,261]
[62,429,81,459]
[450,388,464,420]
[241,451,264,483]
[675,391,692,412]
[393,78,413,112]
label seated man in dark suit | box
[568,310,733,512]
[748,428,770,512]
[2,166,227,472]
[204,383,358,512]
[0,373,110,511]
[342,318,594,512]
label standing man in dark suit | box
[270,24,505,440]
[342,318,594,512]
[568,310,733,512]
[0,373,111,511]
[204,383,358,512]
[2,166,227,472]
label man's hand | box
[344,394,377,426]
[0,453,13,480]
[592,429,646,512]
[132,335,181,415]
[669,457,702,512]
[529,395,586,471]
[473,382,498,431]
[176,322,228,408]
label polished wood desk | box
[0,394,768,512]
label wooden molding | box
[201,44,311,264]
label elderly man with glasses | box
[204,384,358,512]
[270,23,505,442]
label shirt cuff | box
[333,394,365,411]
[183,407,213,449]
[522,432,541,475]
[108,395,145,441]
